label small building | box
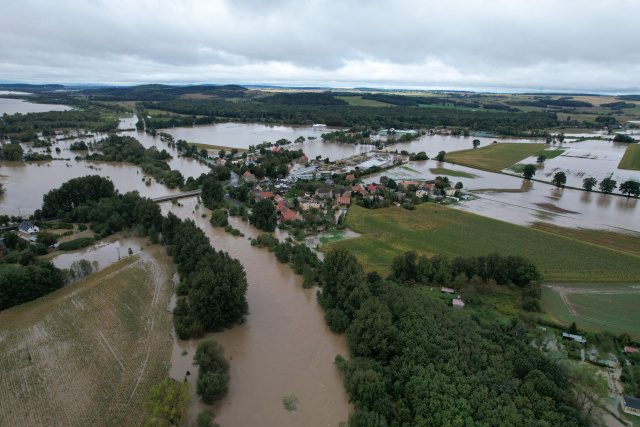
[445,188,457,197]
[216,158,227,166]
[336,196,351,206]
[399,181,419,188]
[324,178,335,187]
[452,299,465,309]
[299,199,324,211]
[272,147,282,152]
[562,333,586,344]
[624,346,639,354]
[367,184,385,193]
[350,185,368,197]
[441,287,455,294]
[260,192,274,199]
[19,221,40,234]
[280,211,297,221]
[241,171,256,183]
[346,174,356,181]
[315,188,334,199]
[622,395,640,417]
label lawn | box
[429,168,477,178]
[445,143,547,172]
[0,249,176,426]
[618,144,640,170]
[542,283,640,339]
[324,203,640,282]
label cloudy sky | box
[2,0,639,93]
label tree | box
[193,338,230,404]
[199,149,208,158]
[201,176,224,208]
[251,199,277,232]
[619,180,640,198]
[454,182,463,190]
[1,143,24,161]
[582,177,597,192]
[552,171,566,188]
[568,322,578,335]
[569,364,609,419]
[218,149,226,158]
[435,151,446,162]
[598,177,617,194]
[143,378,191,426]
[414,151,428,160]
[537,154,546,163]
[613,134,636,143]
[472,139,480,148]
[557,133,565,143]
[196,371,229,404]
[522,164,537,180]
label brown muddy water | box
[49,235,149,271]
[160,198,352,427]
[0,96,72,115]
[362,159,640,233]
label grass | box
[446,143,547,172]
[534,148,565,159]
[319,230,346,244]
[542,283,640,339]
[401,166,421,173]
[618,144,640,170]
[429,168,477,178]
[508,163,543,174]
[324,203,640,281]
[0,249,176,426]
[531,223,640,257]
[335,96,393,107]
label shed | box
[452,299,465,309]
[562,333,586,344]
[622,395,640,417]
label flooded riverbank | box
[160,198,351,426]
[0,96,72,115]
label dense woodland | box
[320,247,586,426]
[0,110,118,141]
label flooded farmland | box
[161,199,351,426]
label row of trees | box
[522,165,640,196]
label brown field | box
[0,248,176,426]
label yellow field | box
[446,143,547,172]
[0,249,176,426]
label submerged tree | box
[598,177,617,194]
[582,177,597,192]
[552,171,567,188]
[619,180,640,198]
[522,164,537,180]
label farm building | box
[19,221,39,234]
[452,299,465,309]
[622,395,640,417]
[561,333,586,344]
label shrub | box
[58,237,94,251]
[196,371,229,404]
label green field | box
[0,249,176,426]
[336,96,393,107]
[325,203,640,281]
[429,167,477,178]
[542,283,640,339]
[531,223,640,257]
[534,148,565,159]
[618,144,640,170]
[446,143,547,172]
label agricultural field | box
[335,96,393,107]
[326,203,640,281]
[0,249,176,426]
[531,223,640,257]
[445,143,547,172]
[618,144,640,170]
[542,283,640,339]
[429,168,477,178]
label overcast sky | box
[2,0,639,93]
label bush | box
[196,371,229,404]
[58,237,94,251]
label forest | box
[319,247,587,426]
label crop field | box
[542,283,640,339]
[531,223,640,257]
[325,204,640,281]
[618,144,640,170]
[429,168,477,178]
[0,249,176,426]
[445,143,547,172]
[535,148,565,159]
[336,96,393,107]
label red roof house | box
[336,197,351,205]
[260,192,274,198]
[273,147,282,152]
[346,174,356,181]
[625,346,639,354]
[281,211,297,221]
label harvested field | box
[618,144,640,170]
[543,283,640,339]
[0,248,176,426]
[326,204,640,281]
[446,143,547,172]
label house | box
[415,189,430,198]
[441,287,455,294]
[624,346,639,354]
[216,158,227,166]
[367,183,384,193]
[350,185,368,197]
[19,221,39,234]
[562,333,586,344]
[315,188,334,199]
[299,199,324,211]
[452,299,465,309]
[260,192,274,199]
[274,194,284,203]
[346,174,356,181]
[299,155,309,164]
[336,197,351,206]
[399,181,419,188]
[325,178,335,187]
[280,211,297,221]
[445,188,457,197]
[421,182,435,191]
[622,395,640,417]
[241,171,256,183]
[272,147,282,152]
[278,205,291,214]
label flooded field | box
[160,198,351,427]
[507,139,640,188]
[0,96,72,115]
[50,235,148,271]
[362,160,640,232]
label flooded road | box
[160,198,351,427]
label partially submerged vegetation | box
[618,143,640,170]
[445,142,547,172]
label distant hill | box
[81,84,248,101]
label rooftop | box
[623,395,640,411]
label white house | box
[19,221,39,234]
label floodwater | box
[161,198,351,426]
[50,235,148,271]
[362,159,640,233]
[506,139,640,189]
[0,97,72,115]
